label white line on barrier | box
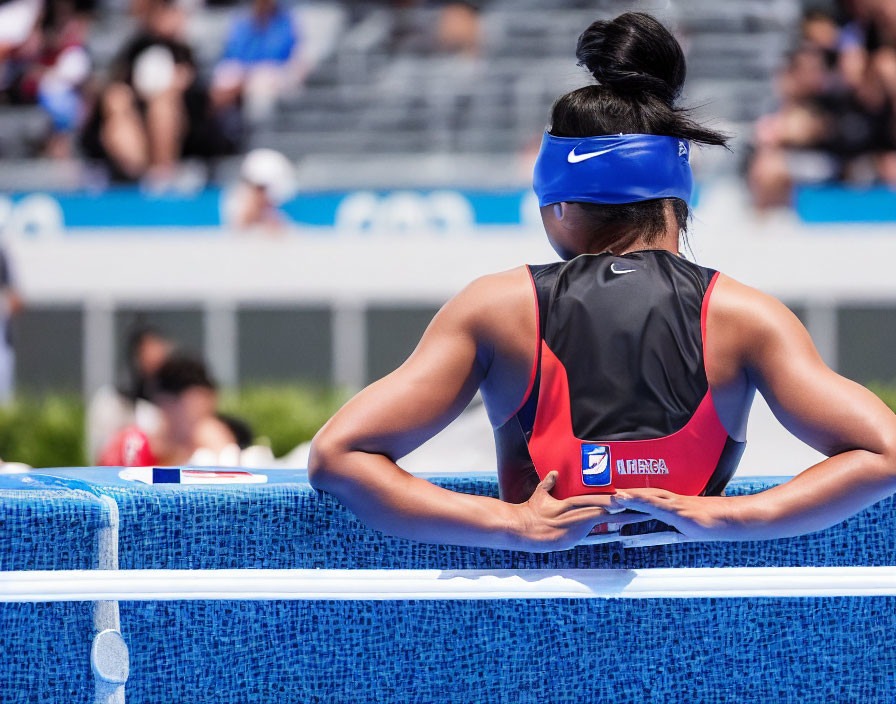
[2,567,896,601]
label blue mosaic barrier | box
[2,468,894,703]
[4,468,892,571]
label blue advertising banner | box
[0,188,541,233]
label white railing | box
[4,566,896,601]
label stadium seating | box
[0,0,799,191]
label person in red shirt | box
[98,424,158,466]
[98,354,240,467]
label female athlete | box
[308,12,896,552]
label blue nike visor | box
[532,132,693,207]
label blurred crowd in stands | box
[0,0,482,191]
[749,0,896,208]
[20,0,896,216]
[0,0,305,188]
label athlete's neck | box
[605,200,681,256]
[611,229,680,257]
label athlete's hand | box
[613,489,735,542]
[514,471,653,552]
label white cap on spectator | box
[0,0,42,47]
[55,46,91,86]
[240,148,297,205]
[132,45,176,99]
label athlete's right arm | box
[307,271,639,551]
[617,278,896,541]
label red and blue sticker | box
[581,443,612,487]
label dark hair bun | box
[576,12,685,105]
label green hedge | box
[0,396,86,469]
[0,386,345,469]
[6,384,896,470]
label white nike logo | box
[567,147,614,163]
[610,263,636,275]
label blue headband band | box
[532,132,693,207]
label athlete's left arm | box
[611,278,896,542]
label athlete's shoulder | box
[454,266,532,306]
[435,266,532,335]
[710,274,794,321]
[708,273,808,362]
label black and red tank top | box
[515,250,745,500]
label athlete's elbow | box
[307,428,350,493]
[869,416,896,481]
[881,439,896,486]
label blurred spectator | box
[32,0,93,157]
[218,412,254,449]
[0,243,23,404]
[98,353,253,466]
[388,0,482,57]
[36,44,91,156]
[435,1,480,57]
[221,147,297,231]
[0,0,45,101]
[80,0,235,188]
[211,0,299,126]
[125,325,173,400]
[87,325,171,461]
[749,2,896,208]
[0,0,94,157]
